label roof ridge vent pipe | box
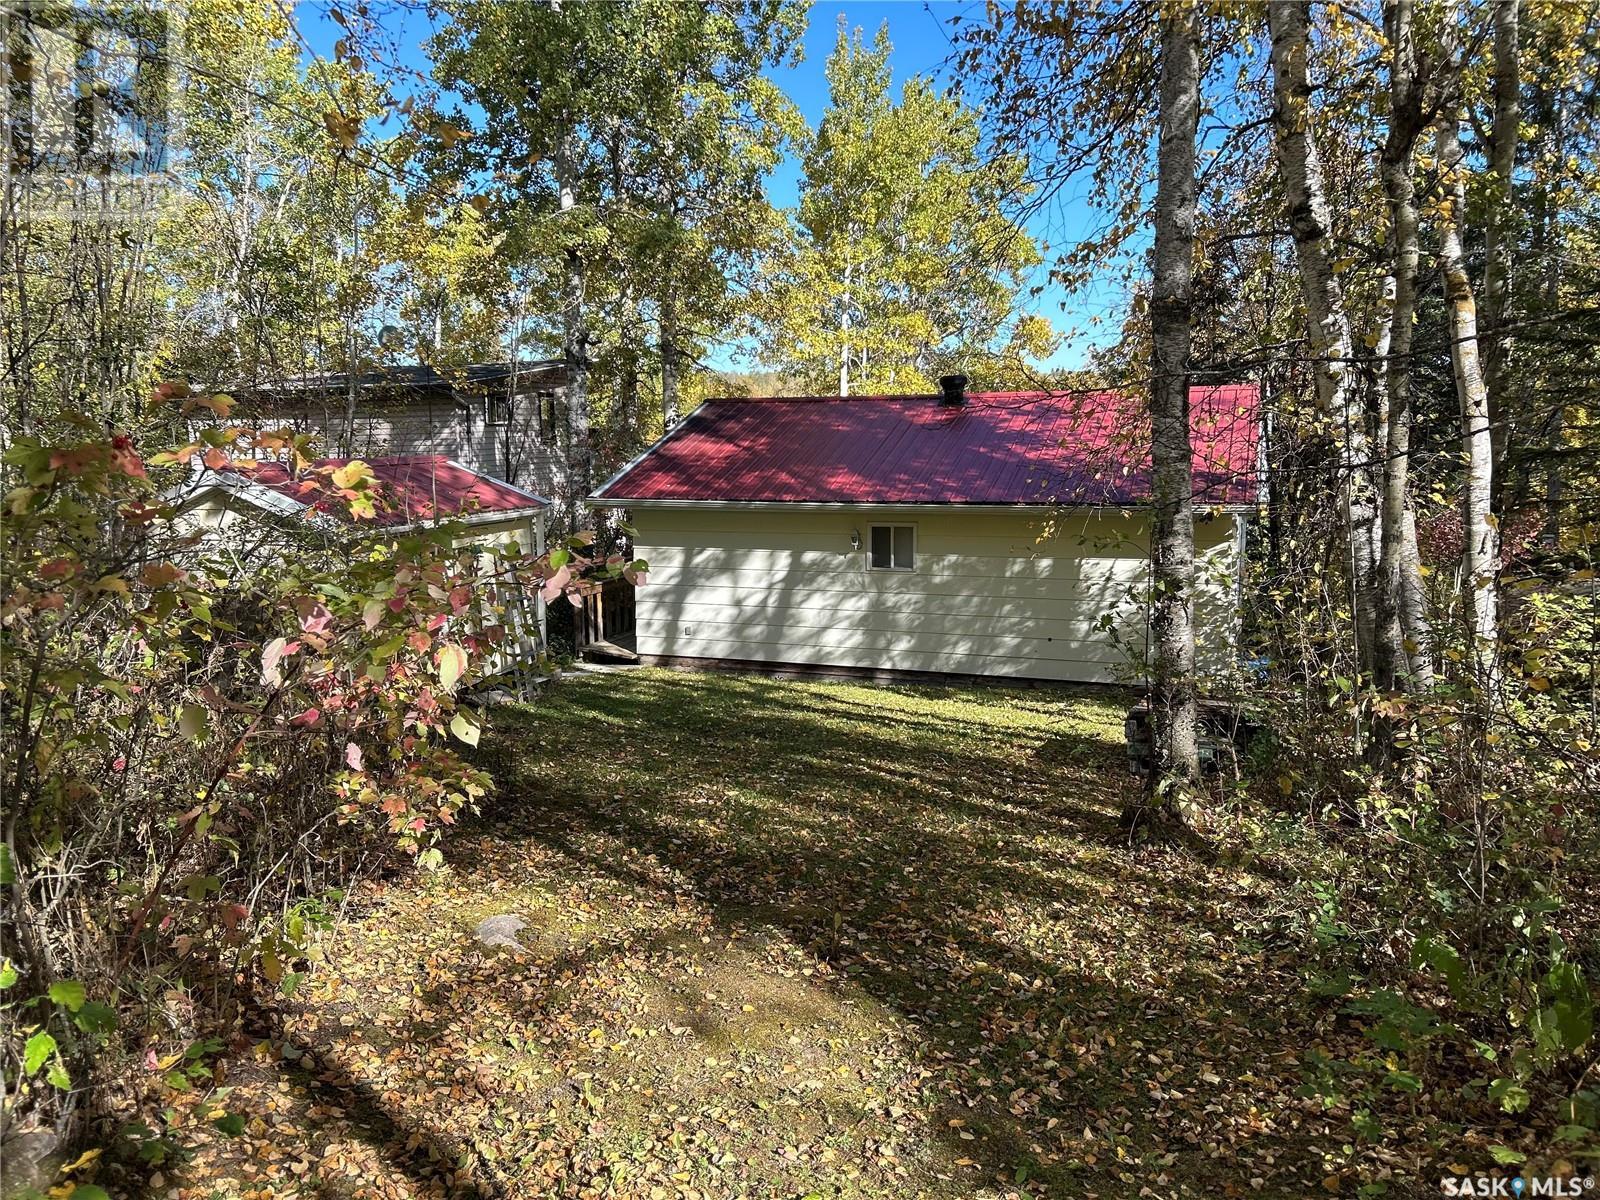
[938,374,968,406]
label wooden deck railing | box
[574,578,637,658]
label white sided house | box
[232,361,573,507]
[589,377,1261,686]
[177,454,552,672]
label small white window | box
[868,524,915,571]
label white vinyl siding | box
[629,507,1241,685]
[247,382,568,505]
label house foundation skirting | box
[638,653,1134,693]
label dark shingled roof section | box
[239,360,566,400]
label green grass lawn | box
[171,669,1426,1199]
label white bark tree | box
[1265,0,1381,674]
[1482,0,1520,494]
[660,291,682,427]
[1373,0,1431,697]
[1436,68,1501,694]
[555,121,592,531]
[1132,0,1202,836]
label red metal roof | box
[592,385,1260,507]
[239,455,547,526]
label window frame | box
[866,522,917,573]
[485,388,512,428]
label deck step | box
[580,639,639,664]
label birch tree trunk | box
[556,129,591,531]
[1127,0,1202,836]
[1373,0,1427,696]
[1437,108,1502,694]
[1367,274,1434,687]
[660,292,681,427]
[1265,0,1380,675]
[619,321,640,449]
[1536,96,1566,548]
[838,259,852,397]
[1482,0,1520,497]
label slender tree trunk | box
[839,260,852,396]
[606,126,639,451]
[1126,0,1202,839]
[1483,0,1520,501]
[1265,0,1379,675]
[617,283,640,450]
[556,129,591,531]
[660,292,681,427]
[343,308,359,455]
[1373,0,1427,697]
[1437,108,1502,695]
[1537,108,1564,549]
[1398,505,1431,679]
[1543,410,1564,549]
[1370,272,1434,687]
[3,168,35,438]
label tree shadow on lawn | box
[472,671,1336,1194]
[129,993,504,1200]
[276,1035,499,1200]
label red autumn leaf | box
[141,562,186,588]
[261,636,300,685]
[288,706,322,728]
[109,434,148,478]
[297,601,334,635]
[49,443,106,476]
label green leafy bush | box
[0,395,640,1170]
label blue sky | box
[762,2,963,209]
[300,1,1111,372]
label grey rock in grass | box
[474,913,528,951]
[0,1129,60,1196]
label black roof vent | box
[938,374,968,406]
